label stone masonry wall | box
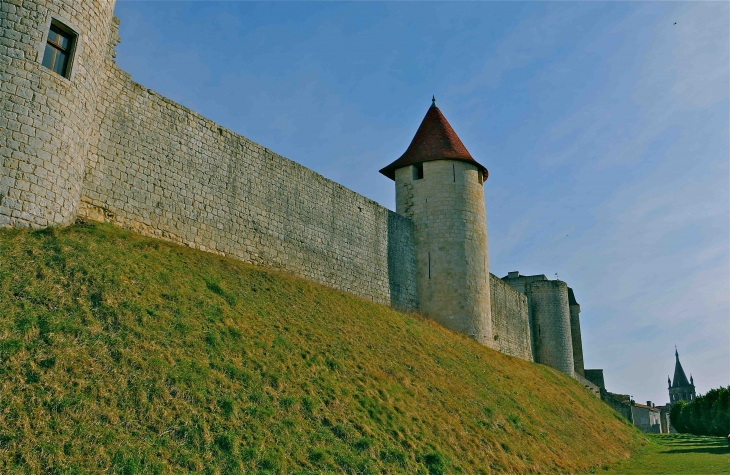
[394,160,492,345]
[526,280,575,376]
[0,0,116,228]
[3,5,596,372]
[78,58,417,310]
[569,302,585,377]
[489,274,533,361]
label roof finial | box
[431,95,436,107]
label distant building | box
[583,369,634,423]
[668,349,696,405]
[658,404,672,434]
[661,348,696,433]
[631,402,662,433]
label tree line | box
[669,386,730,436]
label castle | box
[1,0,606,393]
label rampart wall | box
[2,6,537,363]
[77,56,418,311]
[489,275,533,361]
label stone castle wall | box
[489,274,533,360]
[78,58,418,311]
[569,302,585,376]
[2,3,537,362]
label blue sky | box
[114,1,729,406]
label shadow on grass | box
[664,446,730,455]
[661,441,725,447]
[656,435,729,455]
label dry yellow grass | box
[0,222,645,474]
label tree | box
[670,400,686,432]
[710,387,729,436]
[670,387,730,436]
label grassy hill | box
[0,222,645,474]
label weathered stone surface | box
[489,274,533,361]
[79,64,418,310]
[569,293,585,377]
[395,160,492,345]
[0,0,116,228]
[526,280,575,377]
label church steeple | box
[669,348,696,405]
[672,349,690,388]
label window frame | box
[37,17,81,81]
[44,24,71,76]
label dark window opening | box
[428,252,431,279]
[453,164,456,182]
[412,163,423,180]
[42,21,76,78]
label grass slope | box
[602,434,730,474]
[0,223,644,474]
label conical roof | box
[672,349,692,388]
[379,99,488,180]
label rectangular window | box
[412,163,423,180]
[42,22,76,78]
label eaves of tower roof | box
[379,102,488,181]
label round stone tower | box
[0,0,117,228]
[380,98,492,345]
[568,287,585,377]
[526,280,575,376]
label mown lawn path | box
[601,434,729,474]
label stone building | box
[1,0,622,401]
[658,404,672,434]
[631,402,662,434]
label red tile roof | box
[379,101,488,181]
